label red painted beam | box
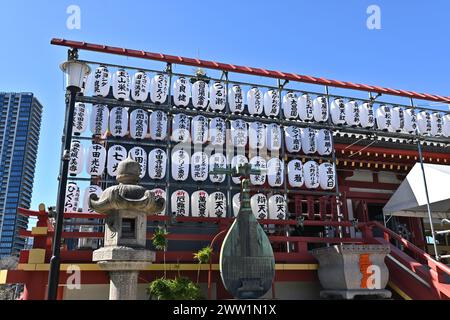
[50,38,450,104]
[335,144,450,160]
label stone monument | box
[212,164,275,299]
[312,244,391,299]
[90,156,165,300]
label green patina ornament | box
[211,163,275,299]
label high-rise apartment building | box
[0,92,42,257]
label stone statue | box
[90,156,165,300]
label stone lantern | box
[90,156,165,300]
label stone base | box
[320,289,392,300]
[93,246,155,300]
[311,244,390,291]
[93,246,155,263]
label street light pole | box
[410,98,440,261]
[47,48,90,299]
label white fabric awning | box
[383,163,450,219]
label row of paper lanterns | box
[84,66,450,137]
[169,190,287,219]
[65,182,287,219]
[86,66,327,120]
[330,99,450,136]
[69,142,335,190]
[76,104,333,154]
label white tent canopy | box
[383,163,450,219]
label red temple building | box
[1,39,449,300]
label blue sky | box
[0,0,449,213]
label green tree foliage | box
[193,246,212,284]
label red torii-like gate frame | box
[50,38,450,104]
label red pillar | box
[22,272,48,300]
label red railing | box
[367,221,450,299]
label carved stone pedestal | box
[311,244,391,300]
[93,247,155,300]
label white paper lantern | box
[267,158,284,187]
[191,151,208,182]
[267,123,282,152]
[191,115,209,144]
[232,193,240,217]
[130,109,148,140]
[268,194,286,220]
[69,140,83,176]
[209,153,227,183]
[208,192,227,217]
[417,111,432,135]
[231,119,247,147]
[150,73,168,104]
[287,159,304,187]
[151,188,167,215]
[171,149,190,181]
[173,77,191,107]
[86,144,106,176]
[443,114,450,137]
[82,185,102,213]
[209,117,226,146]
[303,160,319,189]
[249,121,266,150]
[128,146,147,179]
[251,193,267,219]
[172,113,190,143]
[231,155,248,184]
[359,102,375,128]
[330,98,346,125]
[148,148,167,180]
[313,96,329,122]
[249,156,267,185]
[389,107,404,132]
[283,92,298,119]
[151,188,166,200]
[301,128,317,154]
[93,65,110,97]
[90,104,109,137]
[73,103,88,135]
[345,100,360,126]
[131,71,149,102]
[80,74,91,96]
[109,106,129,137]
[229,85,244,113]
[192,80,209,109]
[264,89,280,117]
[375,105,393,131]
[107,144,127,177]
[298,94,314,121]
[210,82,226,111]
[403,109,417,133]
[247,87,263,115]
[431,113,443,136]
[112,68,130,100]
[191,190,209,217]
[317,129,333,156]
[285,126,301,153]
[318,162,336,190]
[171,190,190,216]
[149,111,168,141]
[64,182,80,212]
